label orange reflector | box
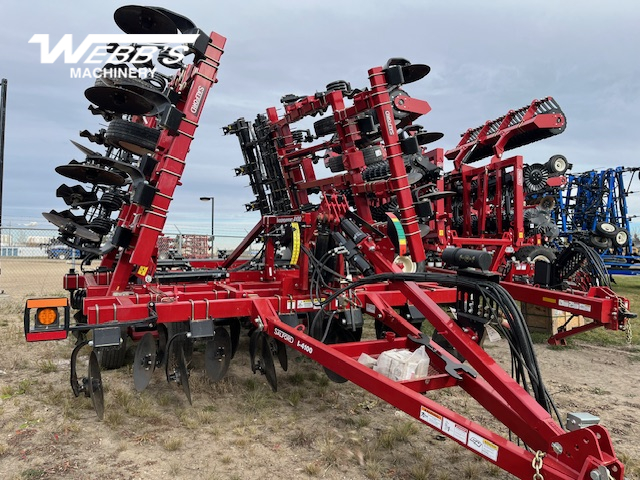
[37,307,59,326]
[26,298,68,309]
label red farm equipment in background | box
[23,6,634,480]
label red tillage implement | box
[24,8,631,479]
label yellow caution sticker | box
[290,222,301,265]
[137,265,149,276]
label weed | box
[377,421,418,449]
[0,442,8,456]
[287,388,304,407]
[1,384,15,398]
[344,415,370,429]
[221,455,232,465]
[21,469,45,479]
[104,410,124,427]
[288,371,305,385]
[591,386,611,395]
[162,436,183,451]
[168,463,181,476]
[409,457,433,480]
[319,435,341,467]
[289,429,315,448]
[303,463,321,476]
[364,457,385,480]
[17,379,33,395]
[462,462,482,479]
[36,359,58,373]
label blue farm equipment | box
[558,166,639,274]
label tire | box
[105,118,161,155]
[612,228,629,248]
[326,155,345,173]
[515,246,556,263]
[326,146,384,172]
[590,234,612,250]
[314,116,337,137]
[595,221,617,238]
[546,154,569,175]
[96,330,128,369]
[363,145,384,165]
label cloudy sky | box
[1,0,639,243]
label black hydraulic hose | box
[316,271,554,413]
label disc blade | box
[55,163,126,187]
[70,140,98,157]
[176,343,191,405]
[42,211,101,242]
[407,169,424,186]
[249,329,259,373]
[133,333,157,392]
[153,7,196,32]
[56,183,98,207]
[276,340,288,372]
[85,86,153,115]
[322,327,353,384]
[88,351,105,420]
[261,334,277,392]
[114,5,177,34]
[419,190,456,201]
[204,327,232,382]
[401,64,431,84]
[415,131,444,145]
[229,321,241,358]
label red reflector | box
[26,331,68,342]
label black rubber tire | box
[105,118,160,155]
[514,246,557,263]
[362,145,384,165]
[326,155,345,173]
[590,234,612,250]
[612,228,630,248]
[96,330,128,369]
[546,154,569,175]
[314,116,337,137]
[595,221,617,239]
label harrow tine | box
[70,340,89,397]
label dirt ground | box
[0,259,639,480]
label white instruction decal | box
[485,325,501,343]
[419,406,443,430]
[558,299,592,313]
[366,303,376,314]
[442,418,469,443]
[467,431,499,461]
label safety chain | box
[618,297,633,345]
[532,450,545,480]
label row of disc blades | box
[44,5,201,252]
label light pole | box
[199,196,214,256]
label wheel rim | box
[615,231,628,246]
[600,223,616,233]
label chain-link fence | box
[0,226,256,300]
